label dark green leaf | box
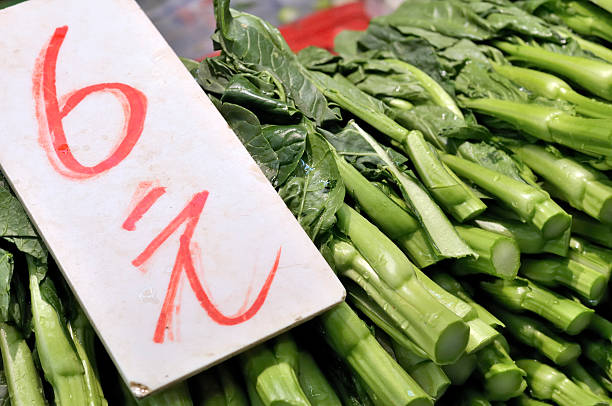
[221,74,301,122]
[219,103,280,183]
[0,250,12,323]
[456,141,538,184]
[0,186,46,260]
[278,133,344,242]
[297,46,341,74]
[392,105,489,146]
[213,0,340,125]
[455,61,529,101]
[261,124,307,186]
[373,0,494,41]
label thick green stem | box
[520,257,606,302]
[589,314,612,344]
[68,309,107,406]
[517,359,607,406]
[320,303,432,406]
[310,72,409,142]
[297,350,342,406]
[273,333,299,373]
[569,237,612,281]
[390,337,450,399]
[495,41,612,101]
[582,339,612,381]
[475,337,527,401]
[402,131,486,222]
[240,344,310,406]
[442,353,477,386]
[0,322,46,406]
[27,255,87,406]
[335,206,469,363]
[335,155,439,267]
[453,225,520,279]
[474,216,569,256]
[514,144,612,224]
[480,277,593,335]
[412,268,498,353]
[137,382,193,406]
[346,286,429,361]
[382,59,463,118]
[431,273,504,328]
[571,208,612,248]
[351,123,475,259]
[565,361,612,402]
[459,389,491,406]
[192,369,226,406]
[493,63,612,119]
[569,31,612,62]
[442,153,570,239]
[463,97,612,158]
[514,393,553,405]
[493,307,581,366]
[559,1,612,43]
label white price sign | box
[0,0,344,396]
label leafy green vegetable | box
[279,132,344,242]
[213,0,340,125]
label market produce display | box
[4,0,612,404]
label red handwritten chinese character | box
[125,189,282,343]
[33,26,147,179]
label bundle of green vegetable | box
[6,0,612,404]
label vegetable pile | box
[5,0,612,404]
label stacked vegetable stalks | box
[189,0,612,404]
[5,0,612,404]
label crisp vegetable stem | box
[559,1,612,43]
[453,225,520,279]
[320,303,432,406]
[442,353,477,386]
[441,153,570,239]
[0,323,46,406]
[27,255,88,406]
[431,273,504,328]
[462,97,612,158]
[474,216,569,255]
[514,144,612,224]
[402,131,486,222]
[569,31,612,62]
[493,63,612,118]
[329,216,468,364]
[334,154,439,267]
[565,361,612,401]
[569,237,612,280]
[494,308,581,366]
[582,339,612,381]
[240,344,310,406]
[390,334,450,399]
[480,278,593,335]
[382,59,464,118]
[517,359,607,406]
[297,350,342,406]
[68,309,107,406]
[571,209,612,248]
[494,41,612,101]
[137,382,193,406]
[589,314,612,343]
[475,337,526,401]
[352,122,475,259]
[520,257,606,302]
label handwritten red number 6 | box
[33,26,147,179]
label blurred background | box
[135,0,401,59]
